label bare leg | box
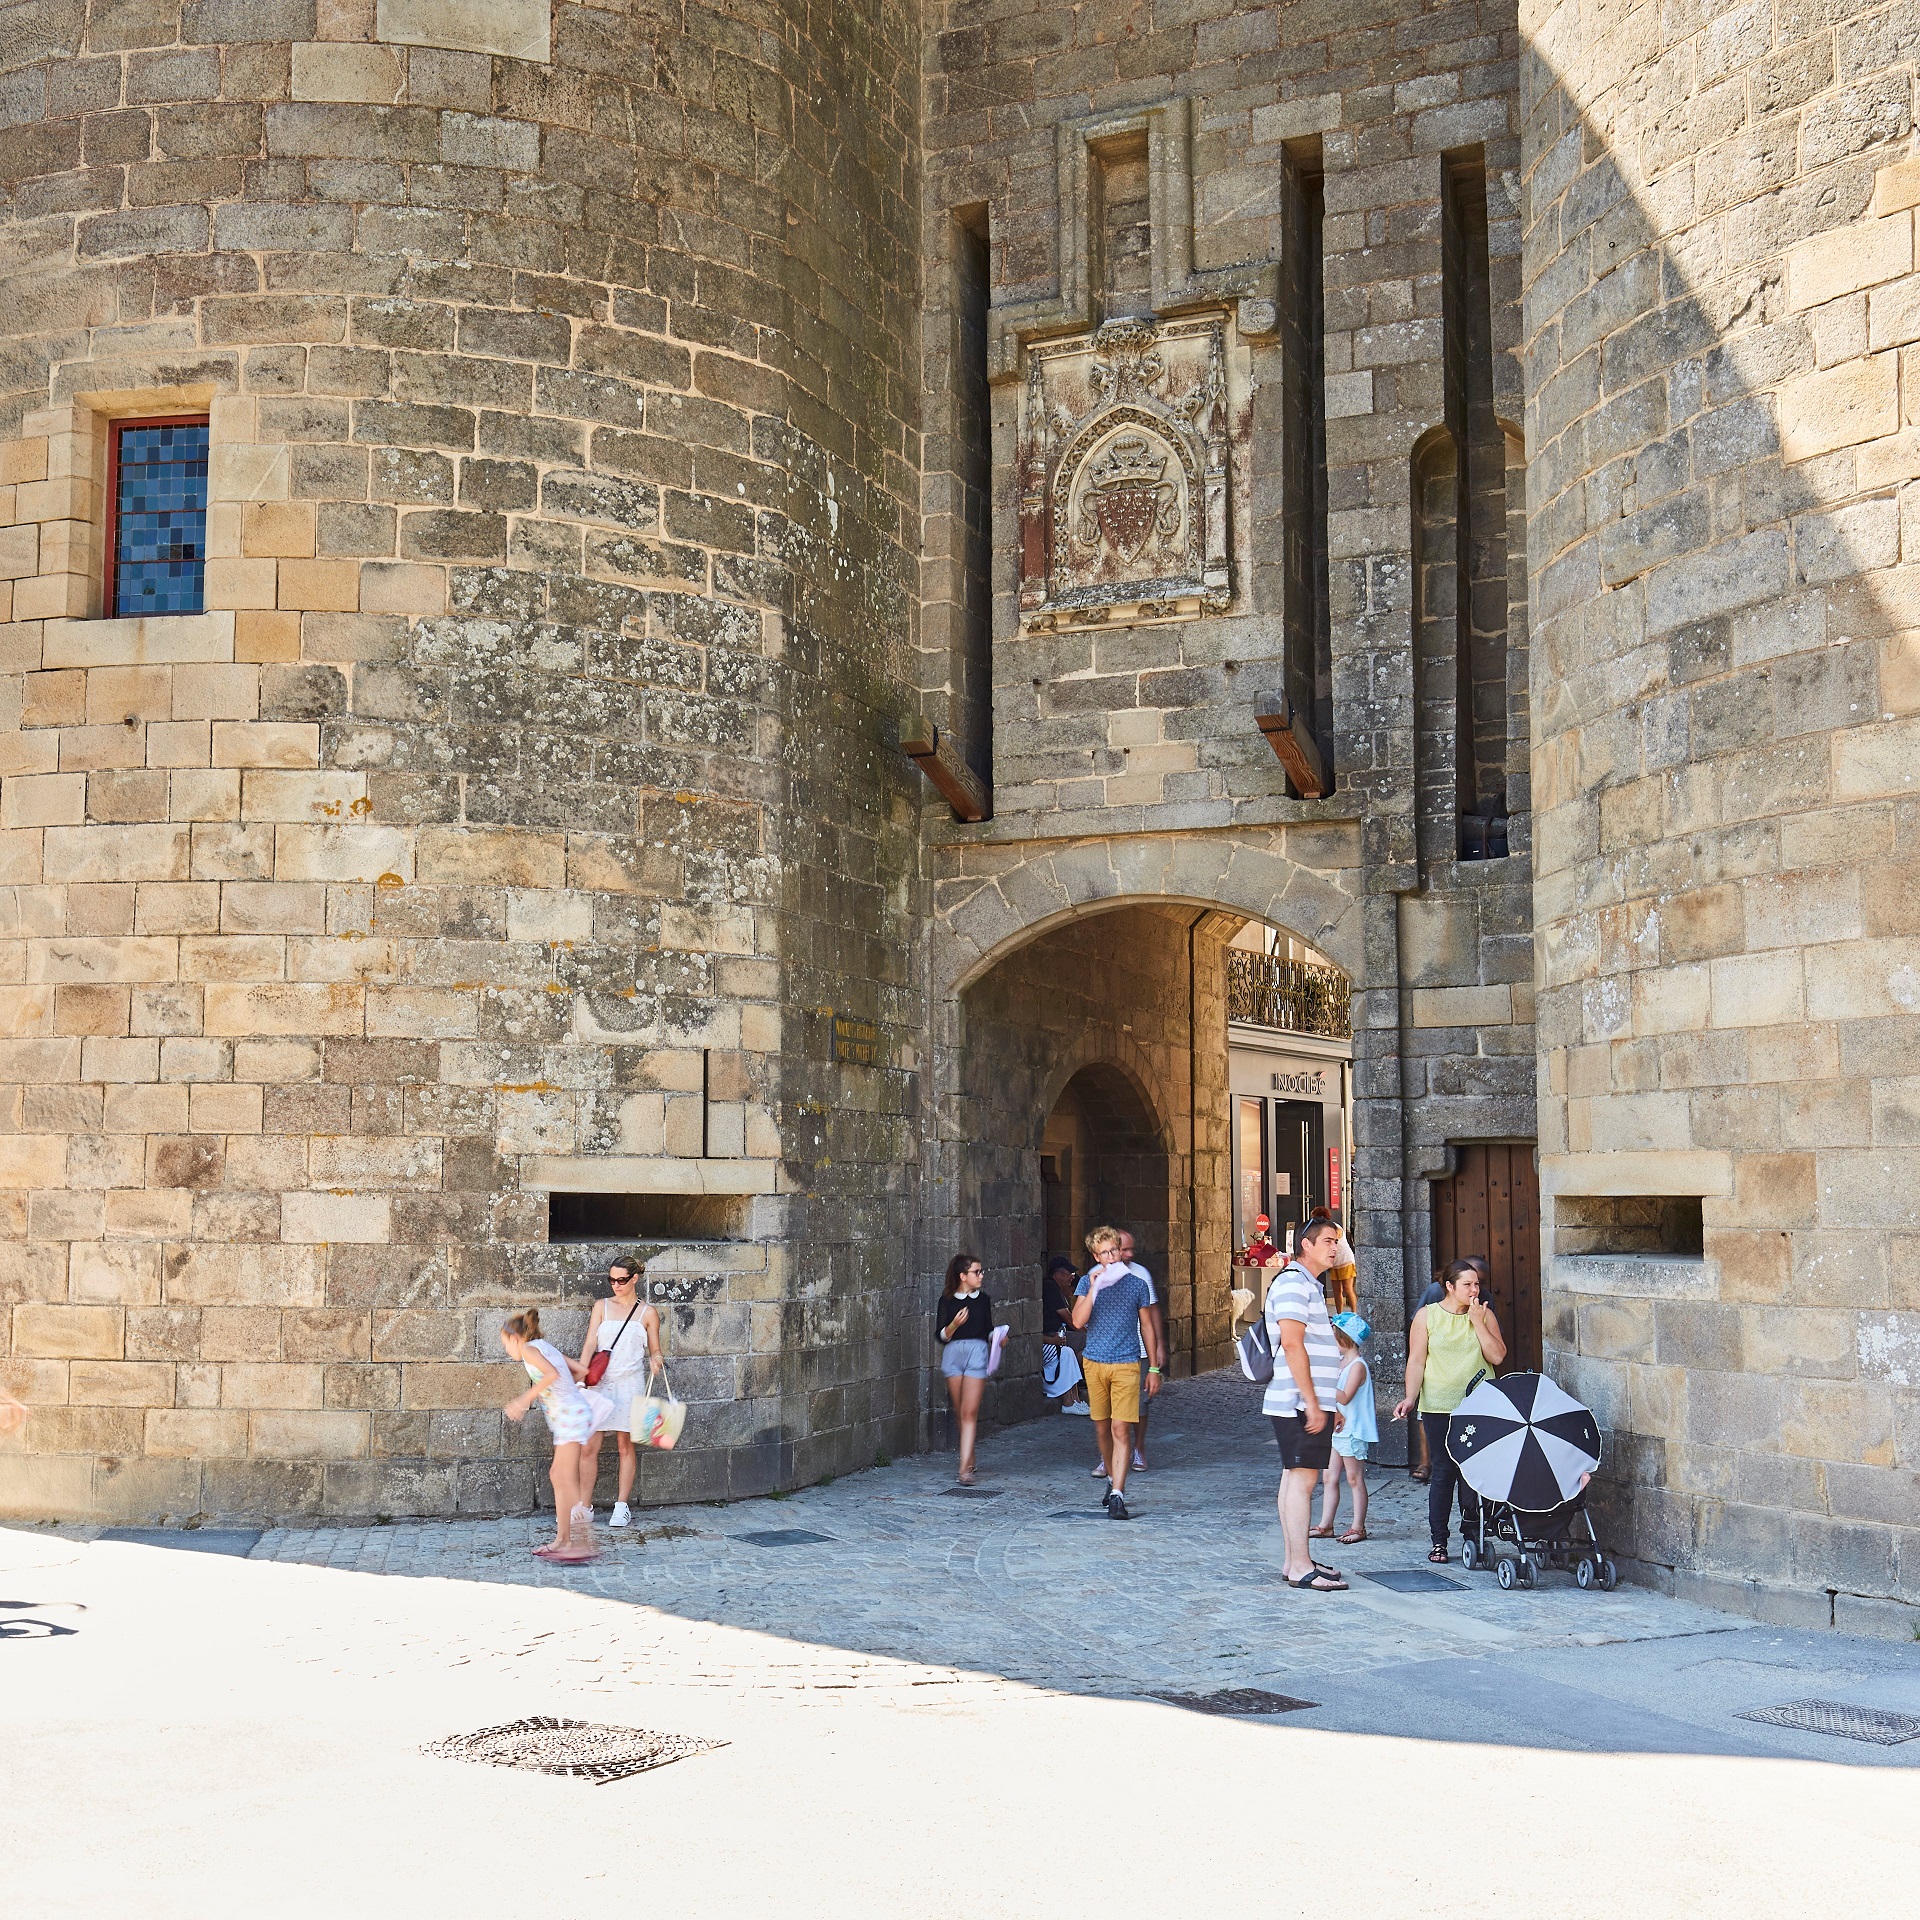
[548,1446,577,1549]
[1317,1458,1341,1532]
[581,1431,604,1510]
[1090,1416,1113,1477]
[1344,1458,1368,1536]
[1108,1420,1133,1496]
[956,1374,984,1479]
[1280,1466,1323,1581]
[615,1430,637,1506]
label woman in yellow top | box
[1392,1259,1506,1563]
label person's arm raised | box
[1469,1300,1507,1366]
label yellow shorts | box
[1084,1359,1142,1425]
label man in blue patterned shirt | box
[1072,1224,1163,1519]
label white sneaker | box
[570,1503,594,1529]
[609,1502,632,1529]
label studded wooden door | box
[1431,1143,1541,1370]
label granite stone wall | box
[1524,0,1920,1628]
[0,0,923,1521]
[919,0,1538,1456]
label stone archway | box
[931,868,1359,1417]
[932,825,1363,999]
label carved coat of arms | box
[1018,312,1237,631]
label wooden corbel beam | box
[1255,693,1327,799]
[901,716,991,823]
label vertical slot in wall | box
[1441,151,1509,858]
[1090,132,1152,320]
[1280,143,1332,792]
[953,206,993,784]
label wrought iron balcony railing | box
[1226,949,1352,1040]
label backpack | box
[1236,1266,1297,1384]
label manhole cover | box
[1152,1689,1318,1716]
[97,1528,261,1557]
[941,1486,1004,1498]
[1360,1568,1466,1594]
[735,1529,834,1547]
[1736,1699,1920,1745]
[423,1717,723,1784]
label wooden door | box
[1431,1142,1541,1370]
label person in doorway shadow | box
[1116,1229,1166,1469]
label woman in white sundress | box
[500,1308,612,1562]
[580,1255,663,1529]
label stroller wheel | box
[1460,1537,1480,1572]
[1495,1554,1517,1591]
[1519,1555,1540,1588]
[1575,1555,1596,1589]
[1599,1556,1619,1591]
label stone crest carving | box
[1018,312,1235,632]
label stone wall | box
[1524,0,1920,1624]
[0,0,923,1520]
[920,1,1539,1438]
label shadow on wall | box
[1522,3,1920,1609]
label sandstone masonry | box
[0,0,1913,1631]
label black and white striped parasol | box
[1445,1372,1602,1511]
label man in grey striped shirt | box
[1262,1216,1348,1592]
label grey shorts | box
[941,1338,991,1379]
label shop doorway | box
[1236,1095,1328,1250]
[1431,1142,1541,1369]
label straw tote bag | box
[629,1359,686,1450]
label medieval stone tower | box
[2,1,1916,1632]
[0,0,925,1517]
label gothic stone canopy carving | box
[1019,312,1240,633]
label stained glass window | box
[110,419,209,617]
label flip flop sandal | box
[1286,1568,1348,1592]
[1338,1530,1369,1544]
[549,1547,598,1563]
[1308,1525,1336,1538]
[1410,1469,1431,1484]
[1428,1546,1449,1564]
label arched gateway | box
[925,834,1362,1421]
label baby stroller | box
[1446,1372,1618,1592]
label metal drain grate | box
[1736,1699,1920,1745]
[1152,1688,1318,1716]
[1361,1568,1466,1594]
[735,1529,834,1547]
[423,1717,722,1784]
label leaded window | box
[108,418,209,617]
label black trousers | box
[1421,1412,1480,1548]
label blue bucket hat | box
[1330,1312,1372,1344]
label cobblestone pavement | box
[250,1369,1739,1701]
[6,1372,1920,1920]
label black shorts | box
[1269,1412,1334,1471]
